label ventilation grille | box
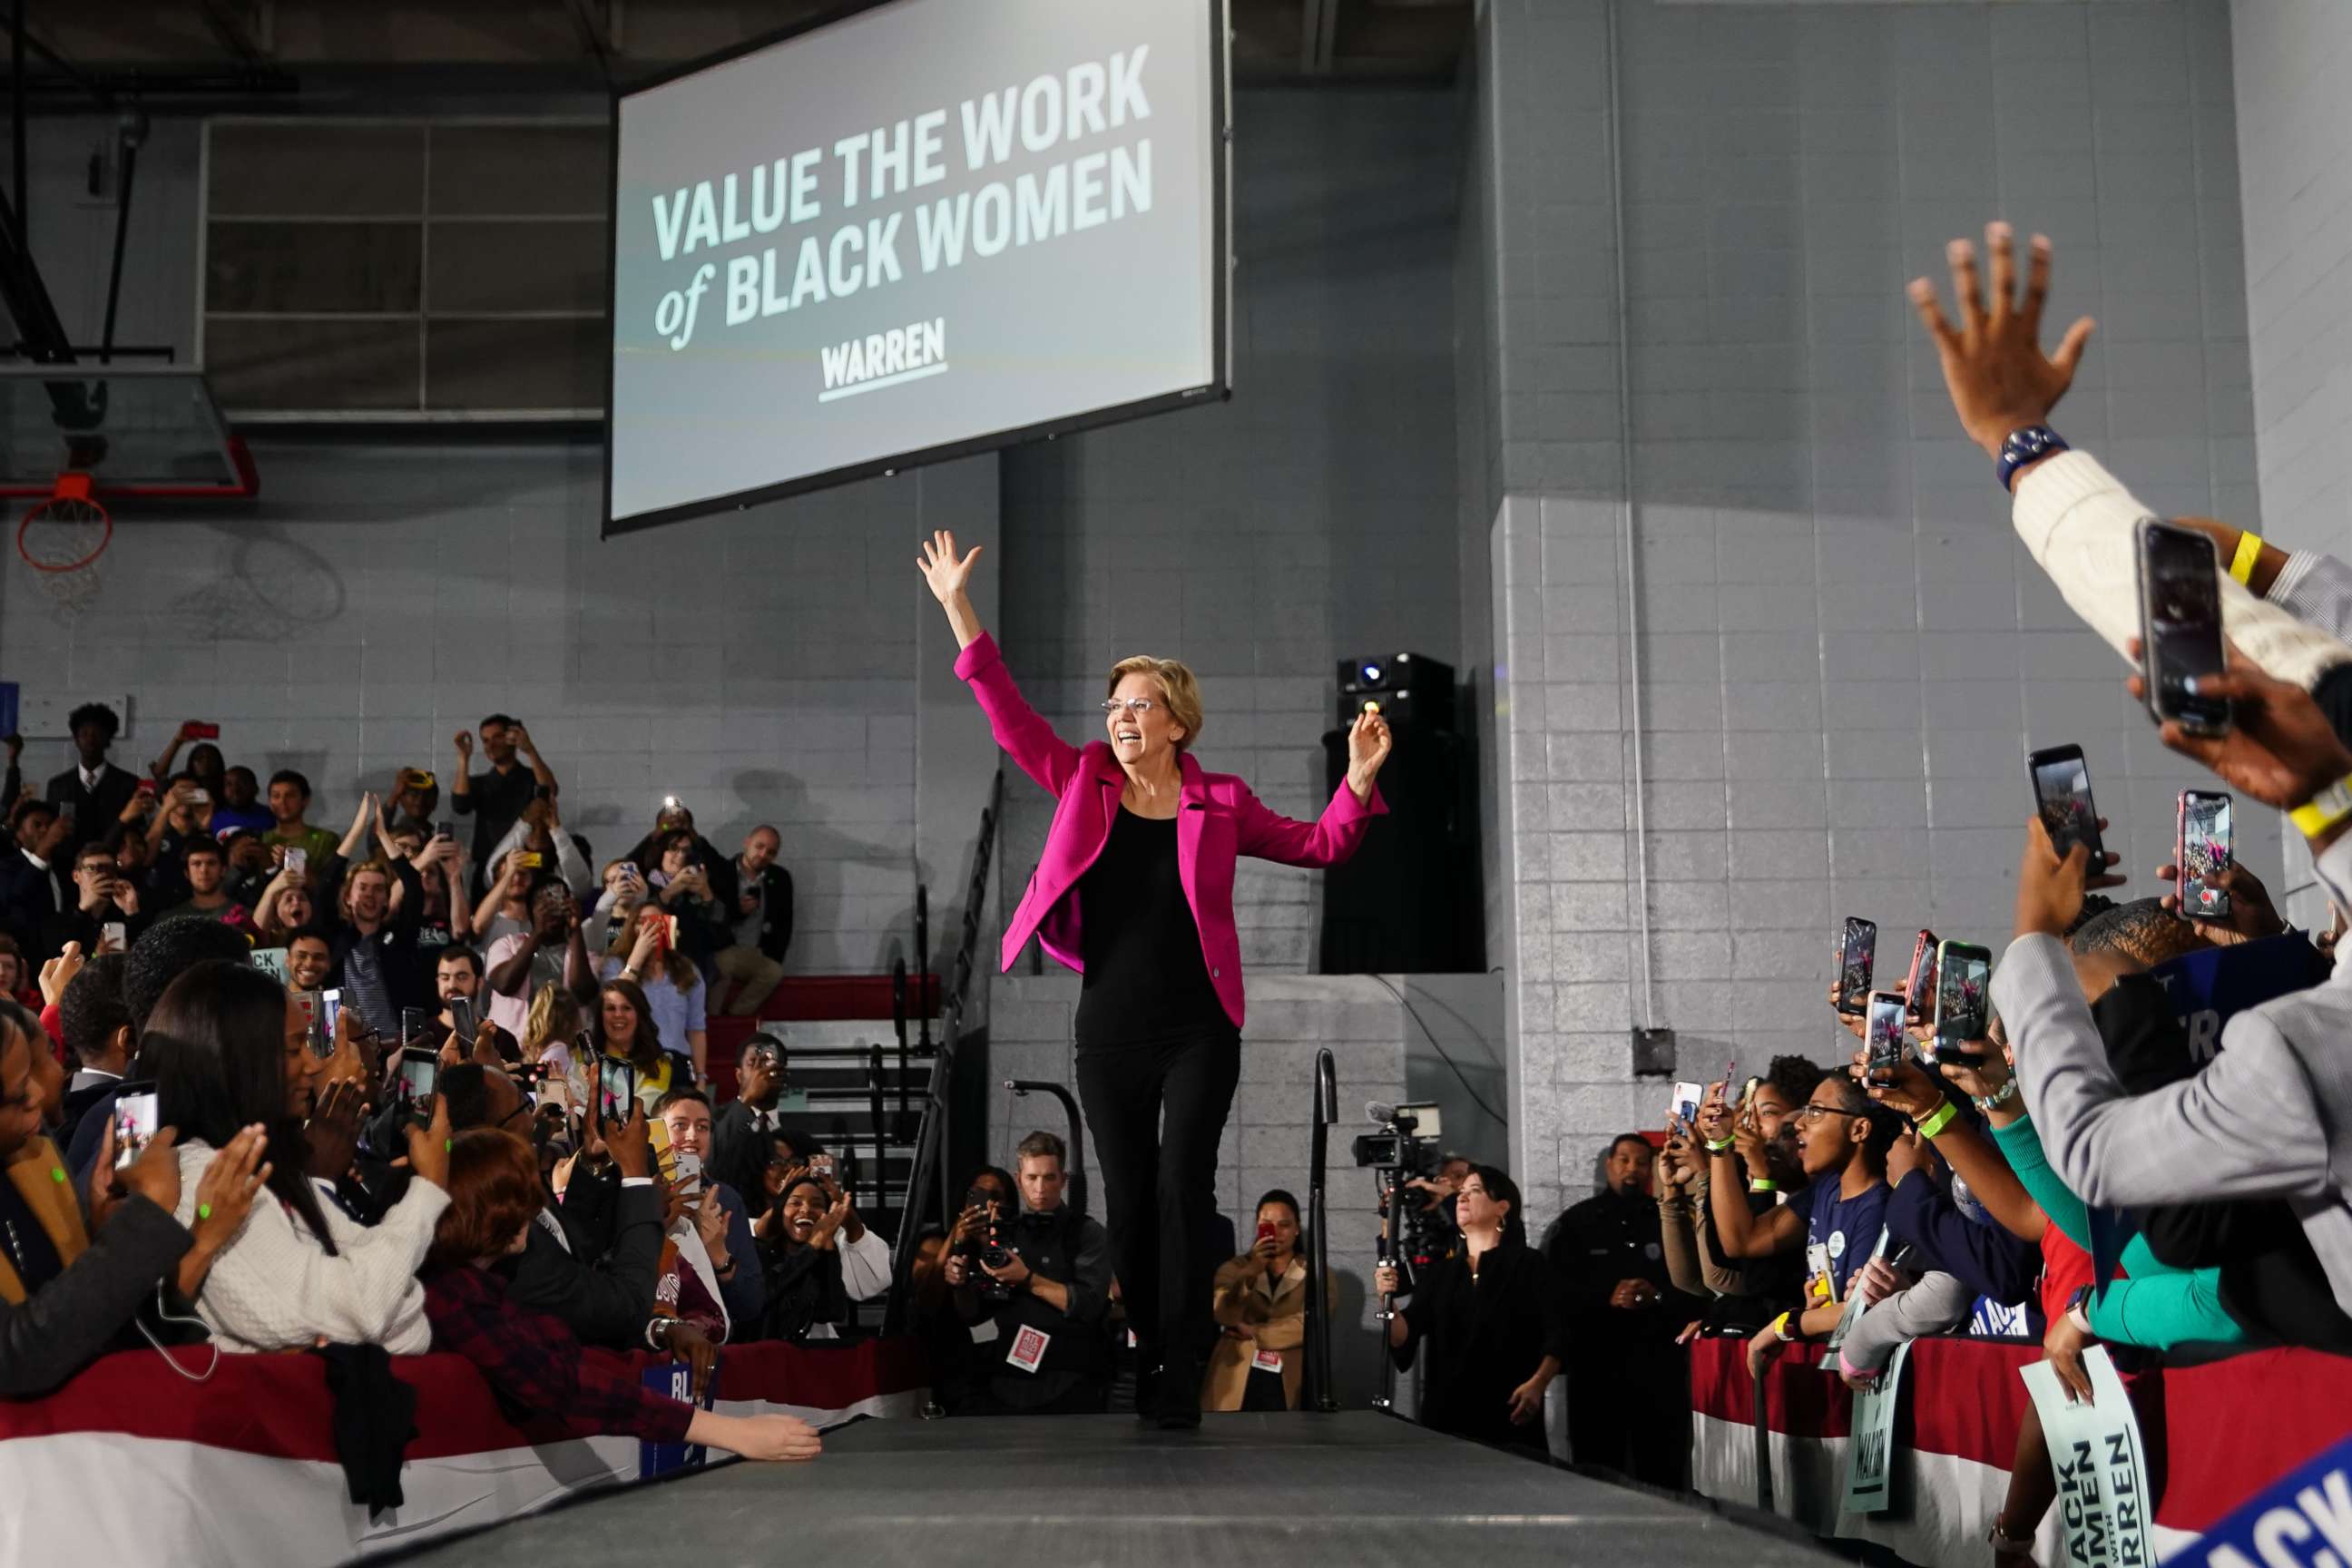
[200,118,608,421]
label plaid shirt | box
[423,1264,692,1444]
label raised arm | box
[922,532,1087,798]
[513,723,557,797]
[916,529,987,650]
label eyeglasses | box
[1099,699,1158,717]
[1794,1102,1847,1122]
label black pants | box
[1073,1026,1241,1372]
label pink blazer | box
[956,632,1386,1031]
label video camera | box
[963,1184,1015,1306]
[1351,1101,1441,1176]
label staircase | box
[707,1016,934,1229]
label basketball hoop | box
[17,472,111,612]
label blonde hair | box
[1106,655,1204,751]
[522,981,580,1064]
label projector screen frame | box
[599,0,1234,538]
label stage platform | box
[389,1411,1829,1567]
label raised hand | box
[2126,638,2352,820]
[454,730,475,761]
[1345,709,1393,790]
[2156,859,2284,946]
[916,529,983,604]
[2014,815,2124,941]
[1907,222,2096,460]
[39,942,84,1008]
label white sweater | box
[173,1140,448,1355]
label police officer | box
[945,1129,1114,1416]
[1543,1133,1696,1486]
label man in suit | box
[56,953,132,1150]
[2001,652,2352,1319]
[44,703,139,859]
[712,1031,799,1173]
[441,1064,672,1351]
[0,800,68,952]
[711,825,792,1016]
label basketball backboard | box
[0,365,256,498]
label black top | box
[452,761,538,866]
[1544,1190,1689,1349]
[1390,1239,1571,1451]
[1074,808,1228,1047]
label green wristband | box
[1915,1100,1960,1140]
[1705,1136,1735,1152]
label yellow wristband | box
[2289,775,2352,839]
[1915,1100,1960,1140]
[1769,1310,1796,1343]
[2229,531,2264,585]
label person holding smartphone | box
[919,529,1391,1429]
[0,995,269,1396]
[40,841,146,963]
[1201,1191,1315,1413]
[149,961,454,1353]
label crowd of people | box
[8,221,2352,1547]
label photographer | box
[944,1131,1113,1416]
[909,1163,1017,1414]
[1376,1165,1566,1454]
[711,1031,795,1168]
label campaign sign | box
[2172,1430,2352,1567]
[638,1357,719,1479]
[2148,933,2331,1064]
[2021,1348,2151,1568]
[1842,1338,1911,1516]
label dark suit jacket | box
[0,848,61,951]
[736,863,794,962]
[496,1179,666,1350]
[56,1076,121,1152]
[44,764,139,858]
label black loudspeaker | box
[1318,677,1482,974]
[1338,652,1456,733]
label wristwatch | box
[2064,1284,2094,1336]
[1996,425,2068,491]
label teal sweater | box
[1990,1112,2246,1351]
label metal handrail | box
[1307,1047,1338,1411]
[883,766,1004,1333]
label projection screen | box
[605,0,1230,534]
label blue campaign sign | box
[2147,934,2330,1065]
[2172,1431,2352,1567]
[637,1356,720,1479]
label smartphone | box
[284,846,308,876]
[1835,916,1877,1016]
[2177,790,2233,920]
[188,788,210,806]
[2027,743,2104,861]
[432,820,455,841]
[1667,1081,1704,1126]
[449,996,477,1049]
[1930,940,1993,1066]
[291,988,322,1054]
[662,795,681,811]
[56,799,74,822]
[185,722,220,740]
[1865,990,1909,1083]
[598,1059,639,1123]
[1255,1219,1279,1246]
[809,1152,836,1179]
[2137,519,2231,736]
[112,1082,159,1170]
[321,988,344,1046]
[518,851,544,870]
[394,1046,439,1117]
[672,1149,704,1198]
[135,778,156,799]
[399,1005,430,1050]
[1903,928,1939,1024]
[100,921,126,952]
